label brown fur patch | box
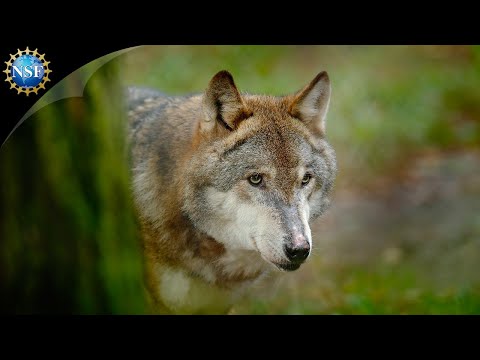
[196,236,226,259]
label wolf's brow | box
[222,137,250,156]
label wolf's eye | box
[302,173,312,186]
[248,174,263,186]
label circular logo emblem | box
[3,47,52,96]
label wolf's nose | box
[284,237,310,263]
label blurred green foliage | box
[0,62,146,313]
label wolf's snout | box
[284,234,310,263]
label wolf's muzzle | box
[284,233,310,263]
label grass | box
[236,264,480,315]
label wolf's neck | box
[144,210,275,314]
[158,211,271,286]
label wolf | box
[127,70,337,314]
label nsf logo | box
[3,47,52,96]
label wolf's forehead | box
[223,129,314,168]
[242,95,295,125]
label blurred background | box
[1,45,479,313]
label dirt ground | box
[314,150,480,286]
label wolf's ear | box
[289,71,331,136]
[202,70,251,133]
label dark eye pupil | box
[302,174,311,184]
[249,174,262,185]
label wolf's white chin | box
[253,242,287,271]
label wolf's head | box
[183,71,337,271]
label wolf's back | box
[127,86,167,111]
[126,86,202,179]
[126,86,171,141]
